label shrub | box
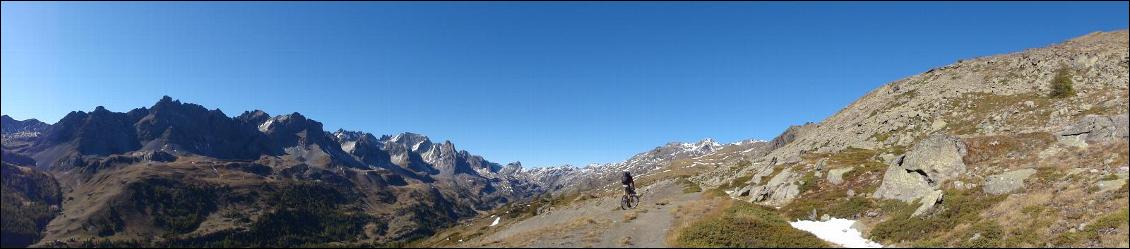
[870,189,1005,243]
[1049,68,1075,98]
[677,177,702,193]
[674,201,829,248]
[958,221,1005,248]
[797,171,818,194]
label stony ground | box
[420,179,702,248]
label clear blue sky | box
[3,2,1127,167]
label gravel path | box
[460,179,702,248]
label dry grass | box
[623,210,639,222]
[962,132,1055,169]
[943,92,1053,135]
[665,196,727,246]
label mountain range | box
[3,29,1129,248]
[1,96,764,247]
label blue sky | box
[2,2,1127,167]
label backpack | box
[621,173,632,185]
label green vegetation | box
[1049,68,1075,98]
[942,93,1052,135]
[781,190,875,221]
[1002,204,1051,247]
[1,163,62,248]
[962,133,1055,168]
[869,189,1006,244]
[826,147,877,166]
[825,148,886,187]
[1054,207,1129,246]
[1099,174,1120,181]
[706,163,757,198]
[90,207,125,237]
[127,178,218,234]
[676,177,702,193]
[674,201,829,248]
[148,182,378,247]
[714,163,756,192]
[797,171,818,194]
[957,221,1005,248]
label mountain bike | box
[620,187,640,210]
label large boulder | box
[900,134,968,186]
[749,168,801,206]
[983,168,1038,195]
[1057,114,1130,143]
[873,163,935,202]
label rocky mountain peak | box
[1,115,50,135]
[237,110,271,125]
[390,132,434,152]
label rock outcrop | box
[983,168,1038,195]
[873,162,936,202]
[748,168,803,206]
[1056,114,1129,143]
[899,134,968,186]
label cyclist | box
[621,171,636,197]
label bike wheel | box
[620,195,630,210]
[629,195,640,208]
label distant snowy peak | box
[730,139,768,146]
[332,129,367,142]
[389,132,434,153]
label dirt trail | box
[453,179,701,248]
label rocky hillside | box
[2,29,1126,248]
[417,30,1129,248]
[0,96,548,247]
[695,29,1129,247]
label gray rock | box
[729,184,753,198]
[900,134,968,186]
[820,213,831,221]
[1057,114,1130,143]
[879,153,898,165]
[983,168,1038,195]
[749,168,801,206]
[1096,179,1128,193]
[873,164,935,202]
[930,119,947,132]
[827,167,854,185]
[912,190,944,217]
[1057,134,1089,148]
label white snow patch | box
[789,218,882,248]
[489,217,501,227]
